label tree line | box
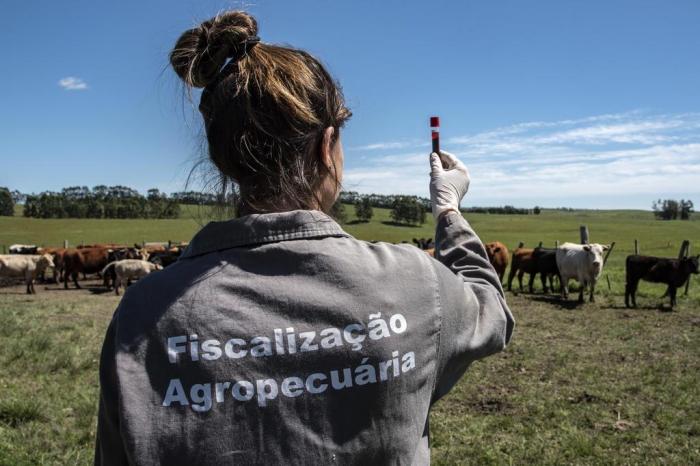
[332,195,426,225]
[652,199,694,220]
[20,186,181,219]
[8,186,684,223]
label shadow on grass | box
[380,221,423,228]
[345,220,370,225]
[529,295,583,310]
[607,303,671,312]
[87,287,113,295]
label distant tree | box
[23,195,39,217]
[390,196,426,225]
[533,206,542,215]
[653,198,681,220]
[354,198,373,222]
[680,199,694,220]
[0,187,14,216]
[330,200,347,224]
[10,190,25,205]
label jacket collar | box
[180,209,351,258]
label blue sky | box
[1,0,699,209]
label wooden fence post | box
[1,244,5,254]
[603,241,616,265]
[63,239,68,248]
[634,239,639,255]
[602,242,616,290]
[555,240,559,248]
[580,225,589,244]
[685,242,692,296]
[678,240,689,260]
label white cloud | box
[344,111,700,208]
[349,140,424,151]
[58,77,88,91]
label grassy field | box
[2,205,699,307]
[1,207,699,464]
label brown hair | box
[170,11,351,215]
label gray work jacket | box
[95,209,514,465]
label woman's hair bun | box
[170,11,259,88]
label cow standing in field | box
[9,244,38,254]
[485,242,509,283]
[102,259,163,295]
[531,247,559,293]
[412,238,435,257]
[0,254,55,294]
[37,247,67,283]
[507,247,535,292]
[556,242,610,303]
[103,247,150,289]
[148,249,182,269]
[62,247,112,289]
[625,255,699,308]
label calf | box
[102,259,163,295]
[485,242,509,283]
[556,242,610,303]
[625,255,699,308]
[0,254,55,294]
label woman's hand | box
[429,150,470,220]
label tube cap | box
[430,116,440,127]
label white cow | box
[556,243,610,303]
[102,259,163,295]
[0,253,55,294]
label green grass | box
[1,205,699,307]
[0,206,699,463]
[0,288,698,464]
[430,294,700,465]
[0,291,120,465]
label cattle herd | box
[1,238,698,308]
[0,242,182,295]
[410,238,699,309]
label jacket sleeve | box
[430,211,514,403]
[94,312,129,466]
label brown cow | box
[484,242,509,283]
[507,247,536,292]
[38,247,68,283]
[63,247,112,289]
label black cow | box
[530,247,560,293]
[625,254,699,308]
[148,250,182,268]
[412,238,435,250]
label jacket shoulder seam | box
[424,255,444,400]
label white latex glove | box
[429,150,470,220]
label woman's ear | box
[320,126,335,170]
